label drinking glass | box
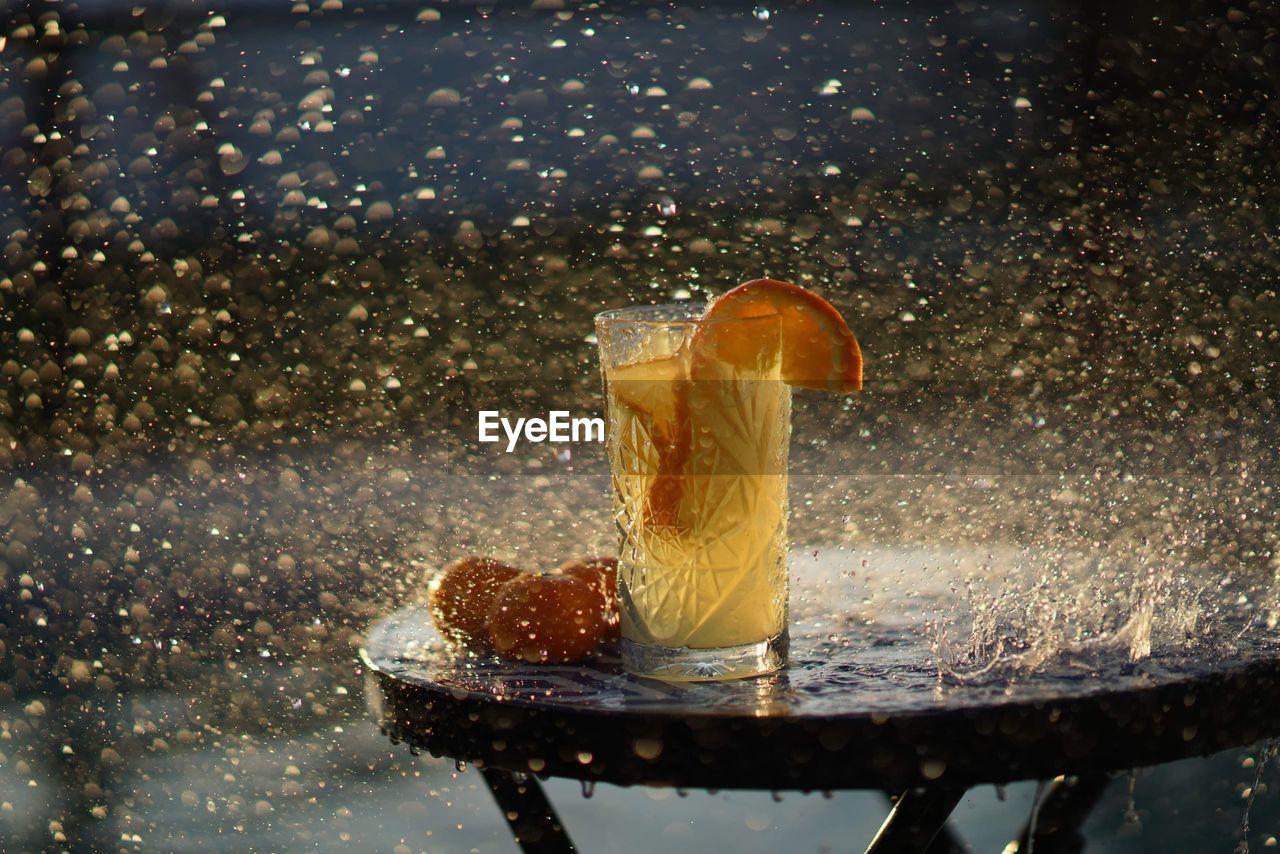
[596,303,790,681]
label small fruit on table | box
[427,555,522,648]
[557,555,620,642]
[426,553,621,663]
[486,572,612,664]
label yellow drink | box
[597,305,790,680]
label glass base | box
[621,631,788,682]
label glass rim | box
[594,301,708,328]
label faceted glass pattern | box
[598,306,791,679]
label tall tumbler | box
[596,303,790,681]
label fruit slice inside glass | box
[596,303,791,681]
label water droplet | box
[580,780,595,798]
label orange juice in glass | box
[596,280,861,681]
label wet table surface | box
[363,548,1280,791]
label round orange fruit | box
[427,555,524,647]
[557,555,620,642]
[486,573,608,663]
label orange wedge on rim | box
[692,278,863,392]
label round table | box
[362,550,1280,853]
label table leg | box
[865,786,969,854]
[1010,773,1110,853]
[479,766,578,854]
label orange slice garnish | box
[693,278,862,392]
